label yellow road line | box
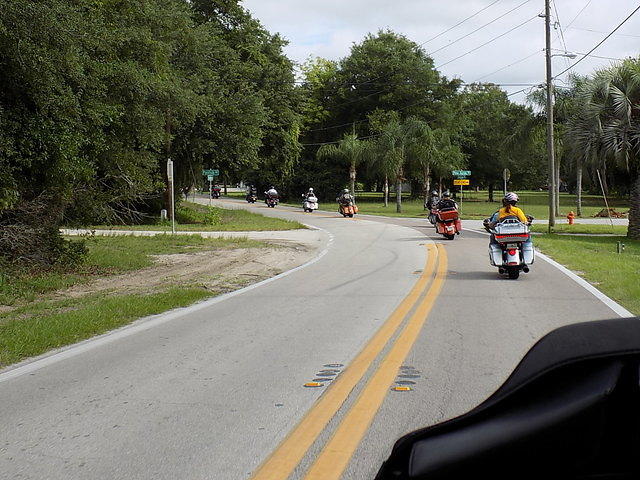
[302,244,448,480]
[249,244,437,480]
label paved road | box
[0,197,629,480]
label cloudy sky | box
[242,0,640,104]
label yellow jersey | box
[498,206,528,223]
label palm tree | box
[566,60,640,239]
[317,132,369,198]
[372,116,434,213]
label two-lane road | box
[0,198,628,480]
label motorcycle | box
[303,195,318,213]
[246,193,257,203]
[265,195,279,208]
[434,207,462,240]
[428,207,437,226]
[485,216,535,280]
[339,201,358,218]
[211,187,221,199]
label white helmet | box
[309,188,314,192]
[504,192,519,203]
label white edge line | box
[466,227,634,318]
[0,228,335,384]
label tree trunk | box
[555,158,561,212]
[396,178,402,213]
[628,173,640,239]
[488,183,494,203]
[164,109,173,219]
[576,160,583,217]
[349,162,356,198]
[384,176,389,207]
[424,165,431,210]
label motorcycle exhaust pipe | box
[523,266,530,273]
[498,267,505,275]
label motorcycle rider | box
[435,191,458,211]
[265,186,279,205]
[303,187,316,200]
[486,192,533,245]
[336,188,354,206]
[425,190,440,210]
[246,184,257,201]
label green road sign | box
[202,169,219,176]
[452,170,471,177]
[207,175,214,181]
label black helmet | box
[442,190,451,198]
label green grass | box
[91,202,304,232]
[534,235,640,315]
[0,235,262,305]
[530,224,629,235]
[348,190,629,220]
[0,234,269,366]
[0,287,211,366]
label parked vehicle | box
[485,216,534,280]
[434,207,461,240]
[303,195,318,212]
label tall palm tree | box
[566,60,640,239]
[372,116,433,213]
[317,132,369,197]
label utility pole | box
[544,0,556,231]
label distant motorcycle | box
[303,195,318,213]
[211,186,221,199]
[246,193,257,203]
[338,201,358,218]
[485,216,535,280]
[434,207,462,240]
[266,195,279,208]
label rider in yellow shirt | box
[490,192,528,223]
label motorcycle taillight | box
[508,249,517,256]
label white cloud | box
[242,0,640,103]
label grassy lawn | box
[530,224,629,235]
[0,235,265,366]
[347,190,629,220]
[534,235,640,315]
[91,202,304,232]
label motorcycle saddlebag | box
[523,241,535,264]
[353,204,359,213]
[489,243,503,266]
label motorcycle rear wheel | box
[507,267,520,280]
[445,234,455,240]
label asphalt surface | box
[0,197,628,480]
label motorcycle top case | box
[437,209,458,221]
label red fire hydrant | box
[567,211,575,225]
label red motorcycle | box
[434,207,462,240]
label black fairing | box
[376,318,640,479]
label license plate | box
[507,243,520,249]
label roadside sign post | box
[452,171,471,213]
[167,158,175,234]
[503,168,511,196]
[202,169,220,206]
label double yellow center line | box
[251,243,447,480]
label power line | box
[551,48,624,62]
[428,0,532,55]
[552,0,569,54]
[419,0,503,46]
[473,49,542,82]
[554,3,640,79]
[436,14,539,69]
[565,0,593,29]
[566,26,640,39]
